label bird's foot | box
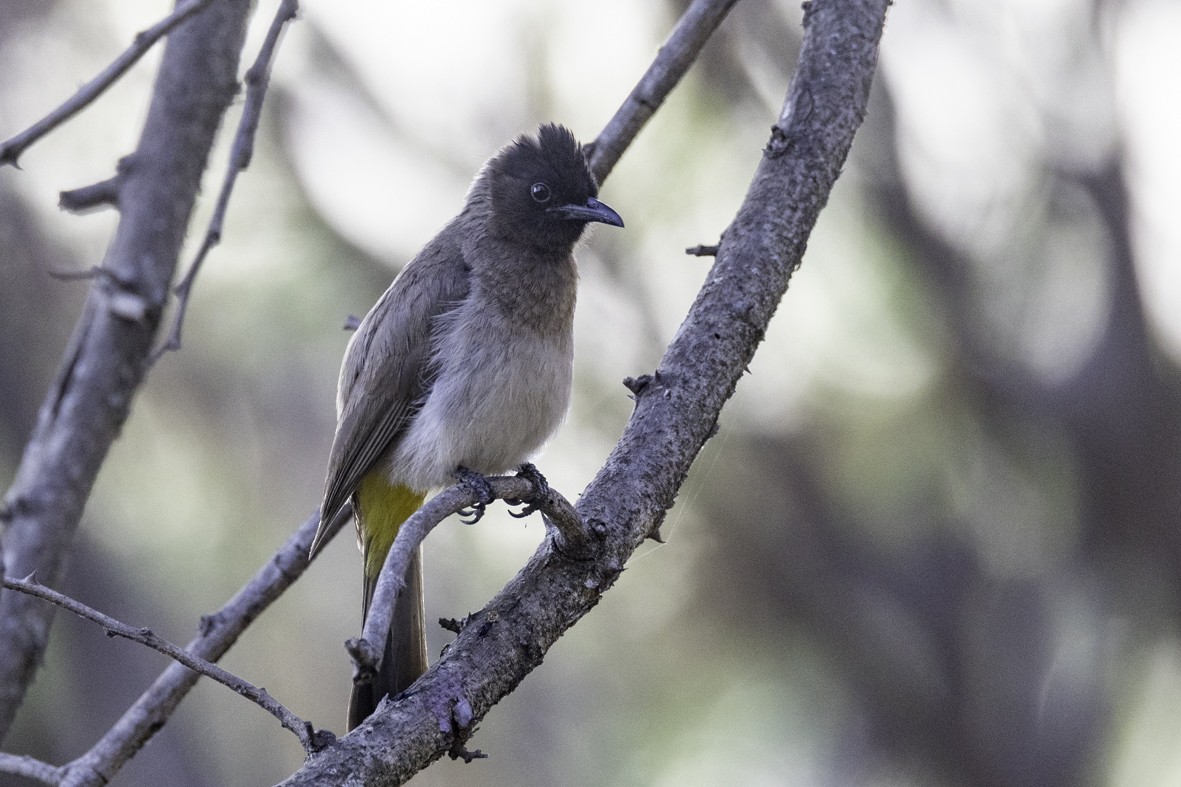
[455,466,494,525]
[507,463,551,519]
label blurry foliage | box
[2,0,1180,785]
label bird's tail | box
[347,475,428,731]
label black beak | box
[548,196,625,228]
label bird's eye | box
[530,182,552,203]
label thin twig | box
[46,265,107,282]
[57,506,349,784]
[354,476,584,684]
[0,0,213,168]
[152,0,300,363]
[2,574,321,752]
[0,753,62,785]
[587,0,740,183]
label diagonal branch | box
[0,0,213,168]
[282,0,891,782]
[587,0,740,183]
[153,0,301,362]
[55,506,348,786]
[0,0,255,744]
[2,575,324,753]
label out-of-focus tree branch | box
[0,0,254,742]
[587,0,740,183]
[0,0,213,168]
[0,751,60,785]
[154,0,301,362]
[281,0,892,782]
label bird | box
[310,124,623,731]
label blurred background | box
[2,0,1180,784]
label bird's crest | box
[488,123,597,201]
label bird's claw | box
[457,502,485,525]
[506,503,537,519]
[455,466,494,524]
[507,463,550,519]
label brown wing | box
[310,223,470,556]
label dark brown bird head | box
[481,124,623,252]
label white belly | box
[388,316,573,492]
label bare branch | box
[354,475,583,686]
[0,0,255,743]
[0,753,62,785]
[1,0,885,780]
[2,575,324,753]
[282,0,891,781]
[57,506,348,785]
[153,0,301,363]
[58,176,123,214]
[0,0,213,168]
[45,265,107,282]
[587,0,740,183]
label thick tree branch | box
[282,0,891,782]
[0,0,254,742]
[0,0,213,168]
